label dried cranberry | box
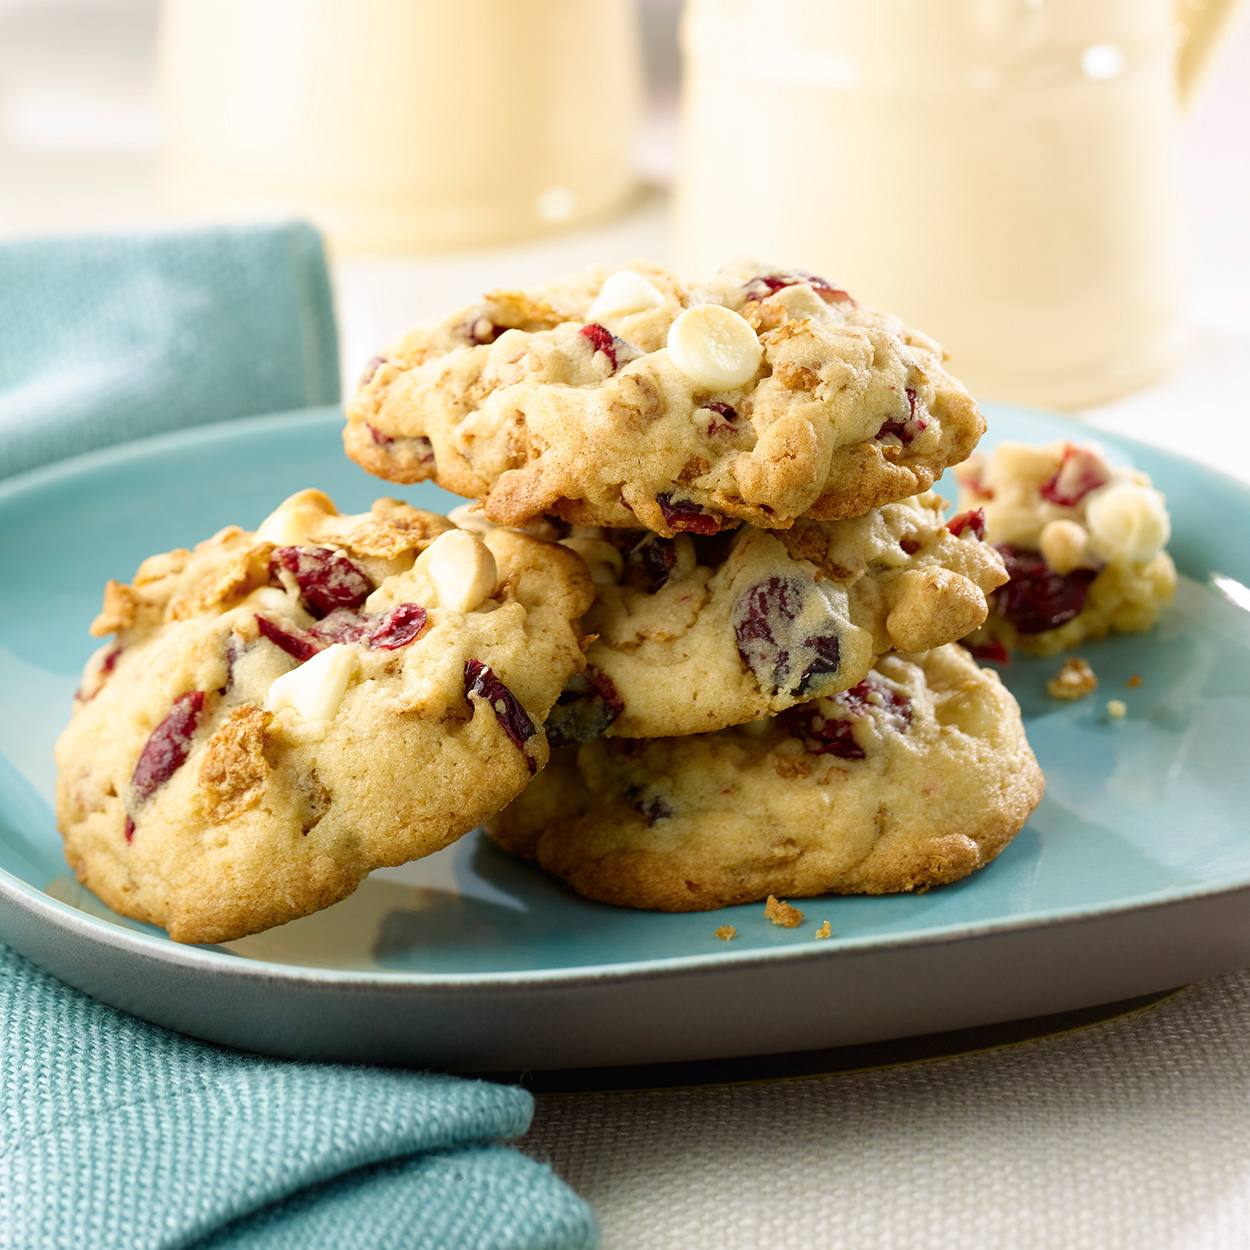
[306,609,373,646]
[131,691,206,802]
[732,575,843,697]
[876,418,912,445]
[743,271,855,306]
[875,390,927,448]
[963,638,1010,664]
[899,537,923,555]
[1039,445,1110,508]
[464,659,538,772]
[256,615,321,662]
[626,534,679,592]
[124,815,135,842]
[367,424,394,446]
[657,494,721,535]
[788,675,911,759]
[271,547,374,618]
[579,322,619,371]
[994,544,1097,634]
[702,401,739,435]
[368,603,428,650]
[947,508,987,540]
[547,668,625,747]
[359,355,386,386]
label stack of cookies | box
[345,262,1045,914]
[57,261,1048,943]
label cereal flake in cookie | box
[486,645,1044,911]
[345,260,986,534]
[954,440,1176,656]
[57,489,593,943]
[536,492,1007,740]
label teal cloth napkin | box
[0,222,340,480]
[0,225,597,1249]
[0,943,595,1250]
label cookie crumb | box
[1107,699,1127,720]
[1047,656,1098,701]
[1126,674,1143,688]
[814,921,832,939]
[765,895,804,927]
[714,925,737,941]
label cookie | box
[344,260,985,535]
[501,492,1008,739]
[954,440,1176,656]
[56,489,594,943]
[486,645,1044,911]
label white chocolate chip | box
[1039,519,1091,575]
[1085,482,1171,564]
[254,489,338,546]
[667,305,763,391]
[560,537,624,585]
[586,270,666,322]
[420,530,498,611]
[243,586,291,613]
[265,644,357,723]
[447,503,496,536]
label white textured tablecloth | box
[523,972,1250,1249]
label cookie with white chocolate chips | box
[56,489,593,943]
[508,492,1007,740]
[954,440,1176,657]
[345,260,985,535]
[485,645,1044,911]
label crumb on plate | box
[1107,699,1127,720]
[815,921,832,939]
[765,895,804,928]
[715,925,737,940]
[1047,656,1099,701]
[1127,674,1143,688]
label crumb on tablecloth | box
[715,925,737,940]
[765,895,804,927]
[1127,674,1143,688]
[1107,699,1127,720]
[815,921,832,939]
[1047,656,1099,701]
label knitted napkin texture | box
[0,222,340,480]
[0,942,596,1250]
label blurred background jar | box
[676,0,1235,410]
[158,0,645,254]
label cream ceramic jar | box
[675,0,1187,409]
[159,0,644,253]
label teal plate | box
[2,403,1249,1070]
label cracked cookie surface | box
[56,489,593,943]
[486,645,1043,911]
[531,492,1007,739]
[345,261,985,534]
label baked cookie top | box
[954,440,1176,654]
[496,492,1008,739]
[486,645,1044,912]
[56,489,593,943]
[345,260,986,535]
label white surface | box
[523,972,1250,1250]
